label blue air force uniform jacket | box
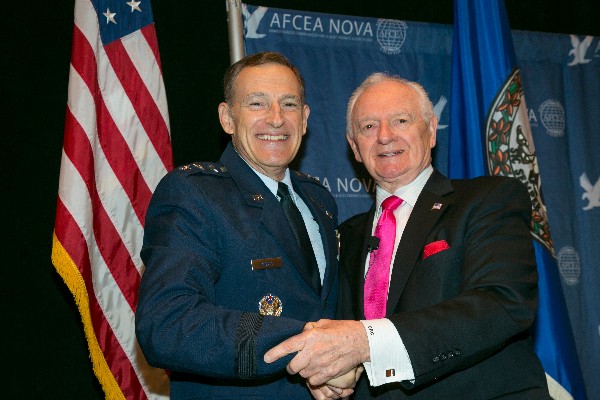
[136,143,339,399]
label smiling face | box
[218,63,310,181]
[347,80,437,193]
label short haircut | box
[223,51,306,106]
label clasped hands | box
[264,319,369,399]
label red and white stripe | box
[52,0,172,398]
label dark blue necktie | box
[277,182,321,292]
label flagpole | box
[226,0,245,64]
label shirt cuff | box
[360,319,414,386]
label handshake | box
[264,319,369,399]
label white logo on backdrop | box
[242,5,267,38]
[376,19,407,54]
[557,246,581,286]
[539,99,566,137]
[580,173,600,211]
[433,96,448,130]
[568,35,593,66]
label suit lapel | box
[261,203,313,291]
[341,208,375,319]
[386,171,454,315]
[221,145,317,293]
[291,174,337,297]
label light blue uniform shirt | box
[254,169,326,284]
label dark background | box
[3,0,597,398]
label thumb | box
[304,322,316,331]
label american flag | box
[51,0,172,398]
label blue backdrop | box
[243,4,599,399]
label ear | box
[218,102,235,135]
[428,115,438,148]
[346,132,363,163]
[301,104,310,136]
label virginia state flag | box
[448,1,587,399]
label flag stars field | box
[127,1,142,12]
[103,8,116,24]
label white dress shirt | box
[359,165,433,386]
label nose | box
[265,103,284,128]
[377,122,395,144]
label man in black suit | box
[265,73,551,399]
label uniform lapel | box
[261,203,312,290]
[291,174,337,297]
[386,171,454,315]
[221,144,313,291]
[341,208,375,319]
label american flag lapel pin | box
[431,203,442,210]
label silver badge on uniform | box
[258,293,282,316]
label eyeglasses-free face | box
[347,80,437,193]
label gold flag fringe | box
[51,232,126,400]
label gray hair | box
[346,72,434,137]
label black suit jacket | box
[338,169,550,399]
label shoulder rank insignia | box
[292,170,320,183]
[178,162,228,176]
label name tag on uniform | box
[251,257,283,270]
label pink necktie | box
[364,195,403,320]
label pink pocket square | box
[423,240,450,259]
